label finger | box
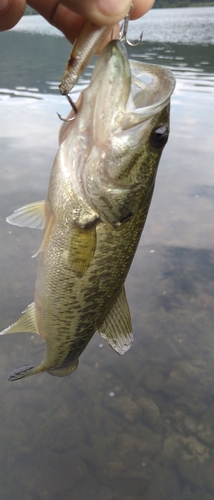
[28,0,154,45]
[59,0,155,24]
[28,1,119,45]
[96,24,120,54]
[58,0,132,26]
[130,0,155,20]
[0,0,26,31]
[28,0,86,42]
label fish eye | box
[150,125,169,149]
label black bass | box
[0,40,175,381]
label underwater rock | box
[182,435,209,464]
[202,457,214,494]
[144,370,165,392]
[118,429,161,460]
[104,394,141,422]
[183,415,197,434]
[143,466,179,500]
[195,405,214,446]
[163,434,184,461]
[163,432,210,464]
[177,457,205,490]
[176,396,207,415]
[138,396,162,429]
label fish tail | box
[7,363,45,381]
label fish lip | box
[91,42,175,129]
[95,39,128,66]
[129,60,176,116]
[97,41,176,110]
[90,39,131,93]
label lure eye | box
[150,125,169,149]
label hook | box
[57,112,75,123]
[119,4,143,47]
[57,95,77,122]
[66,95,78,114]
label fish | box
[59,20,111,96]
[0,40,175,381]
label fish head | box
[80,40,176,226]
[58,40,175,227]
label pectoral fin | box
[32,210,54,258]
[97,286,133,355]
[69,223,96,278]
[6,200,54,258]
[0,302,39,336]
[6,201,46,229]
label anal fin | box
[97,286,133,355]
[47,359,79,377]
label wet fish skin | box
[0,40,175,381]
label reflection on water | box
[134,43,214,94]
[1,8,214,99]
[0,7,214,500]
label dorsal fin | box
[0,302,39,336]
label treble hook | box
[57,94,77,122]
[119,4,143,47]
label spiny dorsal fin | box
[68,223,96,278]
[0,302,39,336]
[6,201,46,229]
[97,286,133,355]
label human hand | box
[0,0,154,42]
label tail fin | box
[7,364,44,381]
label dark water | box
[0,7,214,500]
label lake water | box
[0,6,214,500]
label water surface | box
[0,7,214,500]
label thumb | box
[0,0,26,31]
[59,0,132,25]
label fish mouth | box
[129,60,176,115]
[118,60,175,132]
[89,40,176,135]
[59,40,175,143]
[90,39,130,82]
[91,39,175,119]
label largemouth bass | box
[0,40,175,381]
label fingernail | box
[98,0,130,18]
